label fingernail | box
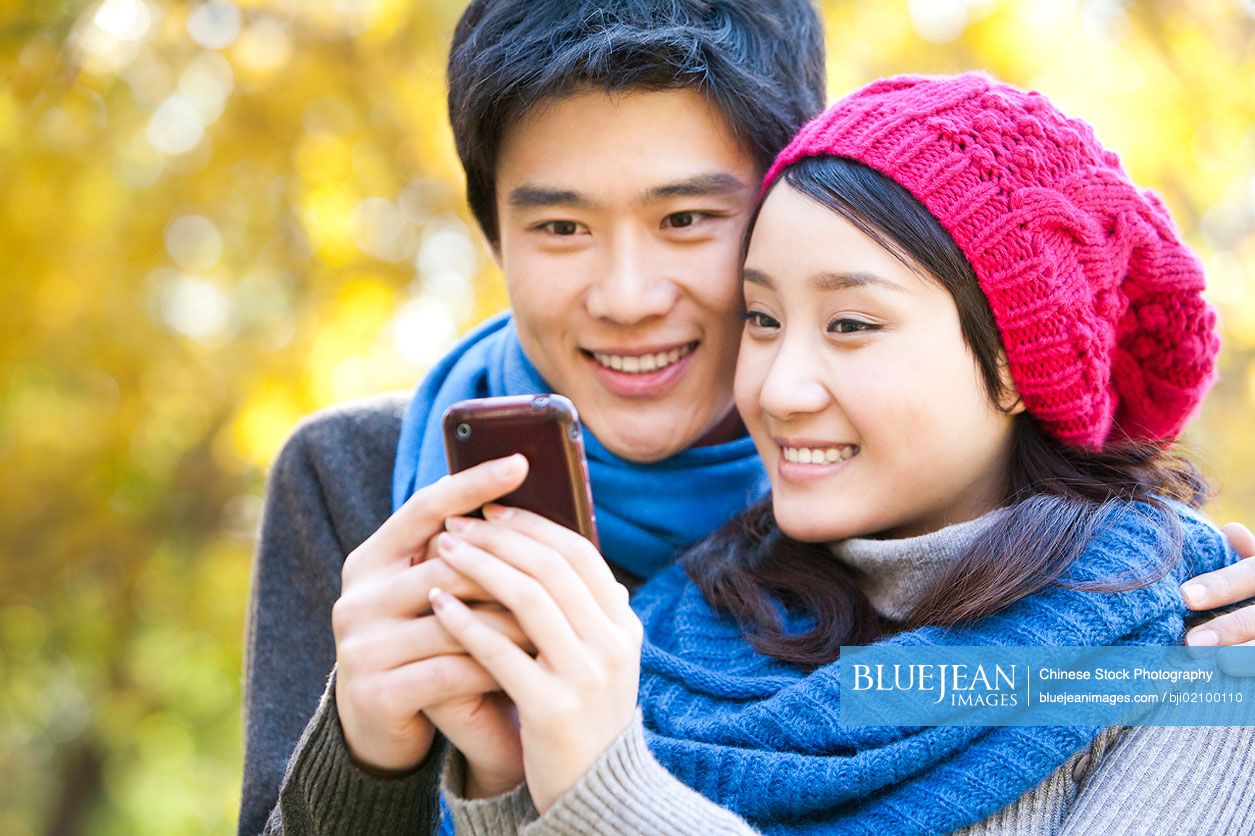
[492,454,524,479]
[1186,629,1218,647]
[483,503,513,521]
[1181,583,1208,607]
[429,586,453,610]
[437,532,466,554]
[446,516,471,534]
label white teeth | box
[781,444,857,465]
[592,343,694,375]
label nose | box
[584,228,678,324]
[756,331,832,421]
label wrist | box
[463,758,523,799]
[337,710,436,776]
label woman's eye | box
[539,220,586,236]
[828,318,878,334]
[662,211,705,229]
[740,310,779,329]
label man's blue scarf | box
[390,310,770,580]
[631,504,1238,834]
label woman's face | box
[735,183,1023,543]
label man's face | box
[494,88,759,463]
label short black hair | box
[447,0,827,245]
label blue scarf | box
[632,503,1237,834]
[391,310,770,580]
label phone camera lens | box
[455,422,472,440]
[533,396,549,408]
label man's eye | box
[829,318,878,334]
[540,220,585,235]
[662,211,705,229]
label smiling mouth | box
[586,341,698,375]
[781,444,859,464]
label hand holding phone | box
[442,394,598,545]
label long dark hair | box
[684,157,1210,670]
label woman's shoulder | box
[1065,498,1235,584]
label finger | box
[434,531,585,665]
[430,587,549,704]
[339,557,493,635]
[1181,556,1255,610]
[346,653,503,717]
[367,454,529,566]
[384,556,495,617]
[339,608,535,676]
[1224,523,1255,559]
[483,504,634,623]
[445,515,619,642]
[1185,602,1255,647]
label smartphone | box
[442,394,598,546]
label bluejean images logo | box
[839,646,1255,727]
[851,661,1019,707]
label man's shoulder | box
[285,391,410,454]
[272,391,411,491]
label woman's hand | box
[1182,522,1255,646]
[428,504,642,813]
[331,455,528,773]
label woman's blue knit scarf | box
[390,310,771,581]
[631,504,1238,834]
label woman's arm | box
[426,506,761,834]
[1060,724,1255,834]
[441,712,761,835]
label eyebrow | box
[742,268,907,293]
[507,186,595,209]
[506,172,748,211]
[642,172,748,203]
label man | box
[238,1,1255,832]
[240,2,825,832]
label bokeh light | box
[1,2,1252,834]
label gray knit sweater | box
[240,394,1255,834]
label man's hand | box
[331,455,528,773]
[1182,522,1255,646]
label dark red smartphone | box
[442,394,598,546]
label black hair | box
[447,0,827,244]
[685,156,1210,669]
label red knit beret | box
[762,72,1219,449]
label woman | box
[420,73,1255,833]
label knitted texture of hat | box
[762,72,1219,448]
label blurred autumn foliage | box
[1,1,1252,833]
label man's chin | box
[594,420,695,464]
